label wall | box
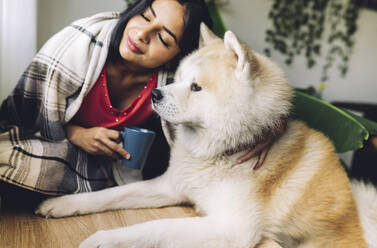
[37,0,125,50]
[0,0,37,101]
[219,0,377,104]
[0,0,124,101]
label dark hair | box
[107,0,213,70]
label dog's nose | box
[151,89,163,102]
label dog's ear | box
[199,23,220,47]
[224,31,254,79]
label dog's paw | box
[79,230,122,248]
[35,195,83,218]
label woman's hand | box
[236,117,288,169]
[236,136,275,169]
[65,125,130,160]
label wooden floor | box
[0,182,197,248]
[0,203,196,248]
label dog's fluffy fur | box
[36,24,377,248]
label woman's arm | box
[65,124,130,160]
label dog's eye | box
[190,83,202,92]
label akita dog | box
[36,24,377,247]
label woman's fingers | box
[253,146,270,170]
[89,128,130,159]
[107,129,122,143]
[236,139,271,164]
[236,117,288,166]
[93,141,118,159]
[101,136,130,160]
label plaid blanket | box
[0,12,174,195]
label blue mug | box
[119,127,156,170]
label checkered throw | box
[0,12,173,195]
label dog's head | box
[152,24,292,155]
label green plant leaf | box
[207,1,227,38]
[346,110,377,136]
[290,90,377,153]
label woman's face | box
[119,0,185,69]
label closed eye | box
[190,83,202,92]
[158,34,169,48]
[140,13,150,22]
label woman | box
[0,0,280,200]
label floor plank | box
[0,205,197,248]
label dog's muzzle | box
[151,89,163,103]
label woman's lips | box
[127,36,143,54]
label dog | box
[36,24,377,247]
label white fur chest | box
[168,138,259,216]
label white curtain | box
[0,0,37,101]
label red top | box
[72,68,157,131]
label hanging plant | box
[264,0,360,83]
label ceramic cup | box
[119,127,156,170]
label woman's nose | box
[137,25,155,44]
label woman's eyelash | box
[158,34,169,48]
[140,13,150,22]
